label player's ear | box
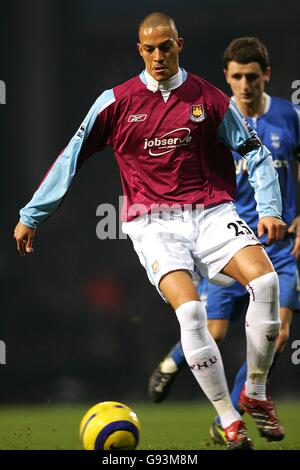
[137,43,143,57]
[223,68,229,83]
[264,66,271,83]
[177,37,184,53]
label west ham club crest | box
[190,105,206,122]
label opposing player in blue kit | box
[149,37,300,444]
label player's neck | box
[236,94,266,118]
[145,68,182,91]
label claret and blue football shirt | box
[19,69,282,226]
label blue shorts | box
[198,264,300,322]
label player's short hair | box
[138,12,178,40]
[223,37,270,72]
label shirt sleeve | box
[217,99,282,220]
[19,89,115,228]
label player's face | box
[224,61,270,107]
[137,25,184,82]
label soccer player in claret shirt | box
[149,36,300,445]
[14,14,287,450]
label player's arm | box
[14,89,115,255]
[217,99,286,244]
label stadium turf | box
[0,402,299,450]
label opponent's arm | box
[288,215,300,258]
[289,107,300,257]
[288,148,300,257]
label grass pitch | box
[0,401,299,450]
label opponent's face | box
[137,25,184,82]
[224,61,270,106]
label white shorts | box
[122,202,260,301]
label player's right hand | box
[14,221,36,256]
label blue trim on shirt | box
[217,100,282,219]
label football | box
[79,401,141,450]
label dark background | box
[1,0,299,403]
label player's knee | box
[175,300,207,330]
[175,301,218,366]
[207,320,227,344]
[246,272,279,304]
[213,330,227,344]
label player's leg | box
[148,341,185,403]
[148,277,231,403]
[238,307,292,441]
[159,269,253,449]
[275,307,293,352]
[212,306,293,444]
[222,244,279,397]
[148,278,211,403]
[195,204,280,397]
[124,209,253,449]
[222,245,285,441]
[229,265,296,438]
[266,266,299,375]
[206,319,231,445]
[148,319,229,403]
[206,285,249,445]
[207,319,228,343]
[236,269,296,441]
[231,308,292,409]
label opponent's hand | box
[14,222,36,256]
[288,215,300,258]
[257,216,286,245]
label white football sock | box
[176,300,240,428]
[245,272,280,400]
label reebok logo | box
[128,114,147,122]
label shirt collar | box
[144,68,183,93]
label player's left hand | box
[257,216,286,245]
[288,215,300,258]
